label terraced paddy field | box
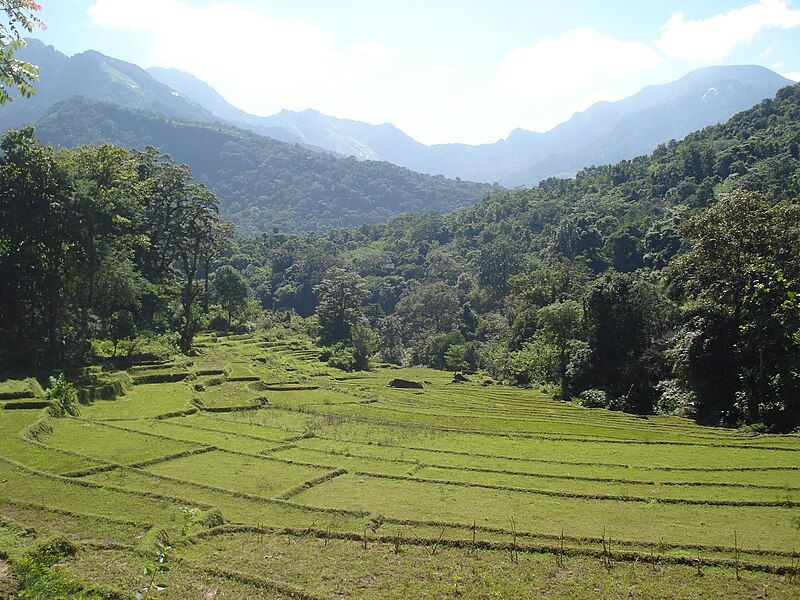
[2,332,800,598]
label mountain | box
[148,62,793,186]
[146,67,432,161]
[0,39,219,131]
[146,67,305,144]
[495,65,796,185]
[32,97,490,234]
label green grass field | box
[2,331,799,598]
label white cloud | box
[782,70,800,81]
[88,0,399,124]
[492,28,661,102]
[84,0,800,145]
[656,0,800,61]
[480,28,660,136]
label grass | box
[2,331,799,598]
[81,382,192,420]
[142,449,333,498]
[39,418,199,464]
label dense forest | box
[0,127,238,366]
[226,84,800,431]
[32,97,491,234]
[2,3,799,433]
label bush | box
[350,324,377,371]
[200,507,225,528]
[578,388,608,408]
[327,346,356,371]
[45,374,79,417]
[656,379,697,417]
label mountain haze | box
[33,97,490,234]
[0,39,218,130]
[148,62,792,186]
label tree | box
[61,145,143,348]
[314,269,368,345]
[580,272,672,413]
[201,220,235,312]
[394,282,461,347]
[174,185,222,352]
[350,323,377,371]
[668,191,800,429]
[212,265,250,325]
[1,0,44,104]
[477,238,520,300]
[377,315,405,364]
[0,128,76,366]
[536,300,583,396]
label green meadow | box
[2,332,799,598]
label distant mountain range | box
[0,40,489,233]
[149,62,794,186]
[1,39,795,233]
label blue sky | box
[30,1,800,144]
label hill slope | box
[0,39,218,131]
[149,62,792,185]
[33,97,490,234]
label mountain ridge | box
[31,96,491,234]
[147,60,793,185]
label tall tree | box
[212,265,250,325]
[314,269,368,345]
[668,191,800,428]
[536,300,583,395]
[174,185,222,352]
[0,127,76,365]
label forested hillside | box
[33,97,491,234]
[232,84,800,431]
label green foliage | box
[135,544,170,600]
[314,269,369,345]
[234,83,800,429]
[0,129,231,368]
[12,534,99,600]
[45,373,79,417]
[0,2,44,104]
[211,265,250,326]
[350,323,377,371]
[35,97,491,234]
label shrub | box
[350,324,377,371]
[656,379,697,417]
[578,388,608,408]
[200,507,224,528]
[45,374,79,417]
[327,346,356,371]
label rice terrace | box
[4,1,800,598]
[1,328,799,598]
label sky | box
[29,0,800,145]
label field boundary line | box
[187,524,800,575]
[117,466,372,518]
[115,463,796,559]
[285,444,800,490]
[276,468,348,500]
[188,561,326,600]
[0,497,155,529]
[0,455,214,511]
[301,404,800,451]
[155,417,292,444]
[311,434,800,472]
[350,471,800,507]
[127,445,216,469]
